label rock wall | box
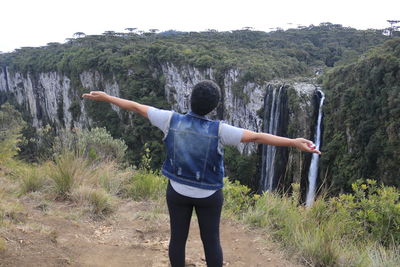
[0,68,121,129]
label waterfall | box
[260,85,284,191]
[306,90,325,207]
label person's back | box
[162,111,224,190]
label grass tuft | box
[50,153,92,199]
[366,244,400,267]
[19,167,46,195]
[87,188,115,217]
[0,237,6,253]
[72,186,115,218]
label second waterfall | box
[306,90,325,207]
[260,85,287,192]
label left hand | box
[82,91,109,102]
[293,138,321,154]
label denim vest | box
[162,112,224,190]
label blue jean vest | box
[161,112,224,190]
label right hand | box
[293,138,321,155]
[82,91,109,102]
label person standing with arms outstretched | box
[83,80,320,267]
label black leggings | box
[166,181,224,267]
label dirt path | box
[0,198,302,267]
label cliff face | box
[0,63,318,189]
[0,68,122,129]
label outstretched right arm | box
[240,129,321,154]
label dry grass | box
[49,153,94,199]
[0,237,6,253]
[72,185,116,218]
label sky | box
[1,0,399,52]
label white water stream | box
[260,86,284,191]
[306,90,325,207]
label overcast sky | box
[1,0,399,52]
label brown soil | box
[0,197,302,267]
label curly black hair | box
[190,80,221,116]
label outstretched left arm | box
[82,91,150,118]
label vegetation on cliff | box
[321,38,400,191]
[1,23,387,79]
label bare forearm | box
[246,131,295,147]
[106,96,150,117]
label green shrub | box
[222,178,253,216]
[18,124,56,162]
[77,127,127,163]
[53,127,127,163]
[125,170,167,200]
[330,179,400,246]
[0,103,25,164]
[124,145,167,200]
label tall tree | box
[386,20,400,37]
[73,32,86,38]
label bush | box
[18,124,57,162]
[330,179,400,246]
[222,178,253,217]
[77,127,127,163]
[124,145,167,200]
[124,170,167,200]
[53,127,127,163]
[0,103,25,164]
